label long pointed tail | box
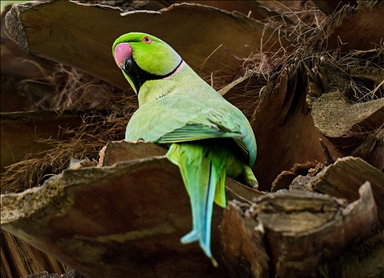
[167,143,226,267]
[180,162,218,266]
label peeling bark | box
[1,0,383,277]
[5,0,287,90]
[221,182,378,278]
[1,111,83,173]
[1,141,263,278]
[312,156,384,227]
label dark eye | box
[142,36,152,44]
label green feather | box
[166,142,231,267]
[112,32,258,266]
[154,124,244,143]
[126,92,256,166]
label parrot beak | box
[114,42,133,70]
[122,57,133,75]
[114,42,140,94]
[120,55,141,95]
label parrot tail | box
[166,142,227,267]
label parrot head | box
[112,32,182,94]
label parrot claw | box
[248,179,259,188]
[244,165,259,189]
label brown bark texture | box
[1,0,383,277]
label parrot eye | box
[142,36,152,44]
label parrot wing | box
[126,94,256,166]
[154,124,243,143]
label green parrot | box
[112,32,258,266]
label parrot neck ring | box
[122,57,183,95]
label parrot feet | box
[243,165,259,189]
